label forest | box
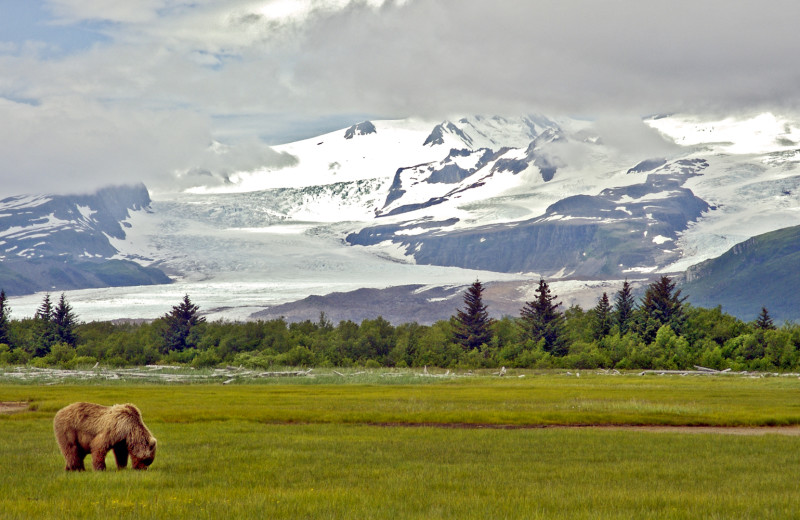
[0,276,798,371]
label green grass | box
[4,372,800,427]
[2,373,800,519]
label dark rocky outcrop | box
[344,121,377,139]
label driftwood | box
[694,365,720,373]
[5,365,800,384]
[639,369,741,376]
[257,369,313,377]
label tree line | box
[0,277,798,371]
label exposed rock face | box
[344,121,377,139]
[628,158,667,174]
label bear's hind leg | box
[64,446,86,471]
[89,433,112,471]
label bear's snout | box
[132,457,153,470]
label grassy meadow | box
[2,371,800,519]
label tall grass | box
[2,374,800,518]
[2,420,799,519]
[3,372,800,426]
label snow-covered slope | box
[7,112,800,321]
[647,113,800,270]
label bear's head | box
[115,404,157,470]
[130,435,157,470]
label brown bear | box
[53,402,157,471]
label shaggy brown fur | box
[53,402,157,471]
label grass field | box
[2,371,800,519]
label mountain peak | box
[344,121,377,139]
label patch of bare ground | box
[0,402,28,414]
[372,422,800,435]
[567,425,800,436]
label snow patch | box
[647,112,800,155]
[623,266,659,274]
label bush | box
[232,351,278,369]
[191,348,222,368]
[457,345,496,369]
[277,345,316,367]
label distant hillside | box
[251,285,466,325]
[0,258,171,296]
[0,184,172,296]
[681,225,800,322]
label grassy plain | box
[2,371,800,519]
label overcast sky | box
[1,0,799,197]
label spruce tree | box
[637,275,686,343]
[614,279,635,334]
[520,278,567,356]
[591,292,612,339]
[161,294,206,352]
[453,280,493,351]
[755,306,776,330]
[34,293,57,356]
[53,293,78,347]
[0,289,11,347]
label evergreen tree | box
[33,293,57,356]
[161,294,206,352]
[520,278,567,356]
[755,306,776,330]
[0,289,11,347]
[637,275,686,343]
[453,280,493,351]
[53,293,78,347]
[614,279,635,334]
[591,292,613,339]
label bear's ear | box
[149,437,157,449]
[122,403,141,415]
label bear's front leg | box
[113,443,129,469]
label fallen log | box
[257,369,313,377]
[694,365,720,373]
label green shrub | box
[277,345,316,367]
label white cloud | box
[1,0,799,197]
[0,96,209,195]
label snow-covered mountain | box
[0,184,170,295]
[5,112,800,321]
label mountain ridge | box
[3,113,800,322]
[0,183,172,295]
